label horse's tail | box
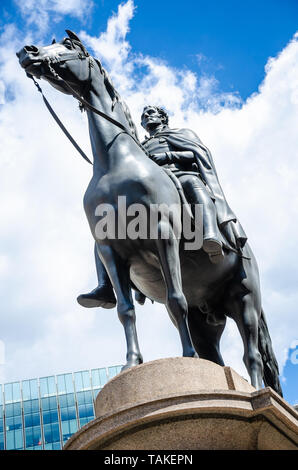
[258,308,283,397]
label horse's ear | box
[65,30,82,43]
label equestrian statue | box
[17,30,283,396]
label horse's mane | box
[94,59,139,141]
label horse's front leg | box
[156,221,196,358]
[97,244,143,371]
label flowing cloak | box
[144,127,247,249]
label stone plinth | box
[64,358,298,450]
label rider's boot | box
[202,205,224,264]
[185,181,224,264]
[77,245,116,309]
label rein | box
[27,52,149,165]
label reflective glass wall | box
[0,365,122,450]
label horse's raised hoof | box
[203,238,224,264]
[121,354,143,372]
[77,285,116,309]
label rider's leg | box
[77,243,116,308]
[179,175,224,263]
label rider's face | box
[141,107,163,130]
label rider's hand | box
[149,153,169,165]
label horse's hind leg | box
[188,307,226,366]
[97,244,143,371]
[156,221,196,357]
[225,256,263,389]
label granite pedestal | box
[64,358,298,450]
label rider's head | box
[141,106,169,131]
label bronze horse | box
[17,31,282,395]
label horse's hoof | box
[121,356,143,372]
[183,349,198,358]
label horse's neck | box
[85,73,134,175]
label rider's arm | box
[166,151,195,164]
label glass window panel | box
[91,369,100,388]
[0,433,4,450]
[0,418,3,433]
[99,368,108,386]
[15,429,24,449]
[4,383,13,403]
[51,422,60,443]
[82,371,91,390]
[0,405,3,418]
[13,402,22,416]
[23,399,39,415]
[83,391,93,403]
[43,424,51,444]
[41,396,58,411]
[5,403,14,418]
[6,415,22,431]
[61,420,70,435]
[58,394,67,408]
[25,426,42,447]
[12,383,21,402]
[41,397,49,411]
[22,381,30,401]
[42,410,58,425]
[57,374,74,395]
[108,366,119,379]
[44,443,53,450]
[40,376,56,398]
[22,379,38,400]
[33,426,42,446]
[49,396,58,410]
[76,391,85,405]
[31,399,40,413]
[0,385,2,405]
[6,429,23,449]
[25,427,33,447]
[44,423,59,444]
[23,400,31,414]
[39,378,48,398]
[60,406,77,422]
[29,380,39,400]
[74,372,83,392]
[24,412,40,428]
[65,374,74,394]
[92,388,100,401]
[61,419,77,441]
[78,404,94,419]
[66,393,75,407]
[6,430,15,450]
[69,419,78,434]
[52,442,61,450]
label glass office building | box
[0,365,122,450]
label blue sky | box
[0,0,297,405]
[2,0,298,99]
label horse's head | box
[17,30,92,95]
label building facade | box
[0,365,122,450]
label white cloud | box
[14,0,94,35]
[0,1,297,389]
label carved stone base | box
[64,358,298,450]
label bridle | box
[27,46,149,165]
